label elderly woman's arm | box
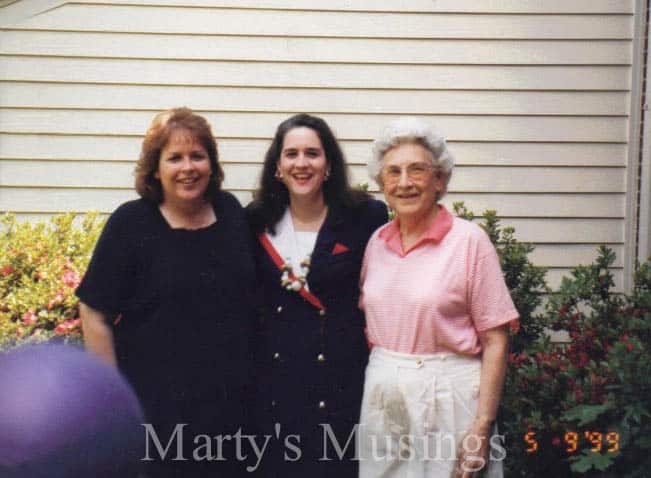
[476,323,509,425]
[80,302,117,367]
[456,323,509,478]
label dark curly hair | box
[134,107,224,203]
[248,113,369,233]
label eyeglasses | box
[380,162,437,183]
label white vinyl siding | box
[0,0,639,288]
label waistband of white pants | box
[369,346,480,369]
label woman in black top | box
[247,114,388,477]
[77,108,256,478]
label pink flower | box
[54,318,81,335]
[62,269,80,288]
[47,292,65,310]
[1,265,14,276]
[22,311,37,325]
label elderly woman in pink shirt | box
[358,117,518,478]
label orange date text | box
[524,431,620,454]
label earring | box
[275,170,283,180]
[324,169,331,181]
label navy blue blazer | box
[248,198,387,478]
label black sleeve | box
[75,203,138,316]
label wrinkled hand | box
[454,421,490,478]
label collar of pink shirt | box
[379,204,454,257]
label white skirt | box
[357,347,504,478]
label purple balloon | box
[0,344,144,477]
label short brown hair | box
[134,107,224,203]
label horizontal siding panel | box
[0,34,632,66]
[442,142,627,167]
[499,218,622,243]
[1,160,625,195]
[530,244,624,268]
[0,82,630,115]
[0,134,627,167]
[0,57,631,90]
[0,133,145,161]
[4,5,633,39]
[62,0,637,14]
[1,188,143,211]
[0,110,628,142]
[438,194,624,218]
[0,187,251,211]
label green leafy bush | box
[0,212,105,350]
[454,202,651,477]
[503,247,651,477]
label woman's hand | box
[454,417,492,478]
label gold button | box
[415,358,424,367]
[317,353,325,362]
[318,309,326,316]
[276,306,283,313]
[318,400,326,409]
[273,352,280,360]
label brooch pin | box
[280,255,311,291]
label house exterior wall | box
[0,0,642,288]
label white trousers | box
[357,347,504,478]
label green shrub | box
[453,203,651,477]
[502,247,651,477]
[0,212,105,350]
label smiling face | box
[381,142,443,222]
[155,128,212,206]
[276,126,329,204]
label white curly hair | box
[368,117,454,199]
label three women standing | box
[78,109,516,478]
[247,114,387,477]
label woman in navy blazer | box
[247,114,387,477]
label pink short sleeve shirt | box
[359,205,519,355]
